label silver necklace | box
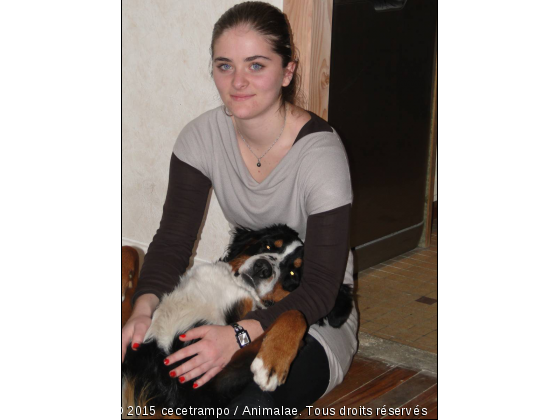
[236,107,287,167]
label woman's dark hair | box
[210,1,305,113]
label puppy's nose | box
[253,259,272,279]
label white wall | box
[122,0,282,262]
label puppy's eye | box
[290,271,294,276]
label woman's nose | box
[232,71,248,89]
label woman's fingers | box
[122,328,131,362]
[163,341,213,366]
[131,322,148,350]
[163,325,236,386]
[181,325,210,342]
[122,315,152,362]
[168,348,208,378]
[121,323,137,362]
[193,366,223,388]
[175,360,214,384]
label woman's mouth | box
[231,94,255,101]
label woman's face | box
[212,26,294,120]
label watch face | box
[238,332,250,347]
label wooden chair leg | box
[121,246,139,327]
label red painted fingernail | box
[164,359,170,365]
[169,371,176,378]
[179,377,186,384]
[132,343,140,349]
[180,334,186,339]
[193,383,198,389]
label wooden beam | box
[284,0,333,120]
[420,34,438,248]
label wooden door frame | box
[284,0,438,248]
[283,0,333,120]
[420,42,438,248]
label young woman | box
[122,1,358,415]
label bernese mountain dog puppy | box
[121,224,353,419]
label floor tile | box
[357,225,438,354]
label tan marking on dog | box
[274,239,283,248]
[122,378,169,419]
[293,258,302,268]
[228,255,251,273]
[251,310,307,390]
[122,378,136,418]
[123,378,163,418]
[262,282,291,303]
[238,297,255,319]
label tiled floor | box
[356,221,437,353]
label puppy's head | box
[222,224,303,301]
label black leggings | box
[223,334,330,418]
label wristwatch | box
[231,323,251,348]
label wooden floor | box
[298,357,437,419]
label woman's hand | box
[166,325,238,387]
[122,293,159,362]
[165,320,264,387]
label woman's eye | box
[217,63,263,72]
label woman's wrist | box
[132,293,160,318]
[236,319,264,343]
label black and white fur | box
[121,225,306,417]
[121,224,353,418]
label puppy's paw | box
[249,310,306,392]
[250,356,282,392]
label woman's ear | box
[282,61,297,87]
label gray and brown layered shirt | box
[134,106,358,394]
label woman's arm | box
[132,153,213,304]
[122,153,212,362]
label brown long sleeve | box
[132,153,212,305]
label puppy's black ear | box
[230,226,254,245]
[269,224,301,242]
[222,226,264,262]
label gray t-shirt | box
[173,106,358,394]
